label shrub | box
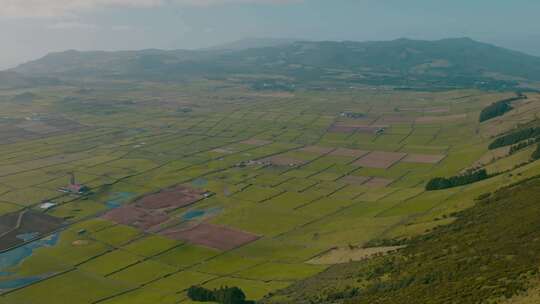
[187,286,250,304]
[426,169,489,190]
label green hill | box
[262,177,540,304]
[0,71,59,89]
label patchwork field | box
[0,82,539,303]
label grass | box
[145,271,217,293]
[2,270,130,304]
[231,185,283,203]
[193,253,266,275]
[20,230,110,267]
[91,225,142,247]
[78,250,142,276]
[98,287,179,304]
[235,262,327,281]
[121,235,181,257]
[154,245,220,268]
[108,260,177,285]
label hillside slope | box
[0,71,59,89]
[263,177,540,304]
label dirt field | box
[160,223,259,251]
[363,177,394,188]
[135,185,206,211]
[474,147,510,166]
[298,146,335,155]
[355,151,407,169]
[241,139,272,146]
[102,205,170,231]
[340,175,371,185]
[212,148,233,154]
[102,185,206,231]
[402,154,446,164]
[327,125,358,133]
[423,107,450,113]
[329,148,369,158]
[0,210,64,251]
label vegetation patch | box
[426,169,489,190]
[489,127,540,150]
[479,93,526,122]
[188,285,254,304]
[262,178,540,304]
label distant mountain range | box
[206,37,301,51]
[9,38,540,90]
[0,70,60,90]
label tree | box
[187,285,250,304]
[531,144,540,161]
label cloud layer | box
[0,0,299,17]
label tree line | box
[187,286,254,304]
[509,138,540,155]
[426,169,489,190]
[532,144,540,161]
[489,127,540,150]
[479,93,526,123]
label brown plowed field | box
[160,223,259,251]
[102,205,170,231]
[354,151,407,169]
[241,139,272,146]
[298,146,335,155]
[135,185,205,211]
[329,148,369,158]
[402,154,446,164]
[363,177,394,188]
[340,175,371,185]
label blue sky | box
[2,0,540,69]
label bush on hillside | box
[479,94,526,123]
[531,144,540,161]
[187,286,253,304]
[489,127,540,150]
[426,169,489,190]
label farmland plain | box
[0,81,539,303]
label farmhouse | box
[58,173,89,195]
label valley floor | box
[0,82,538,303]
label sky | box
[2,0,540,69]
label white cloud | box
[111,25,134,31]
[48,21,100,30]
[0,0,301,18]
[173,0,301,6]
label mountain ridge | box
[11,37,540,89]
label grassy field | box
[0,81,539,303]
